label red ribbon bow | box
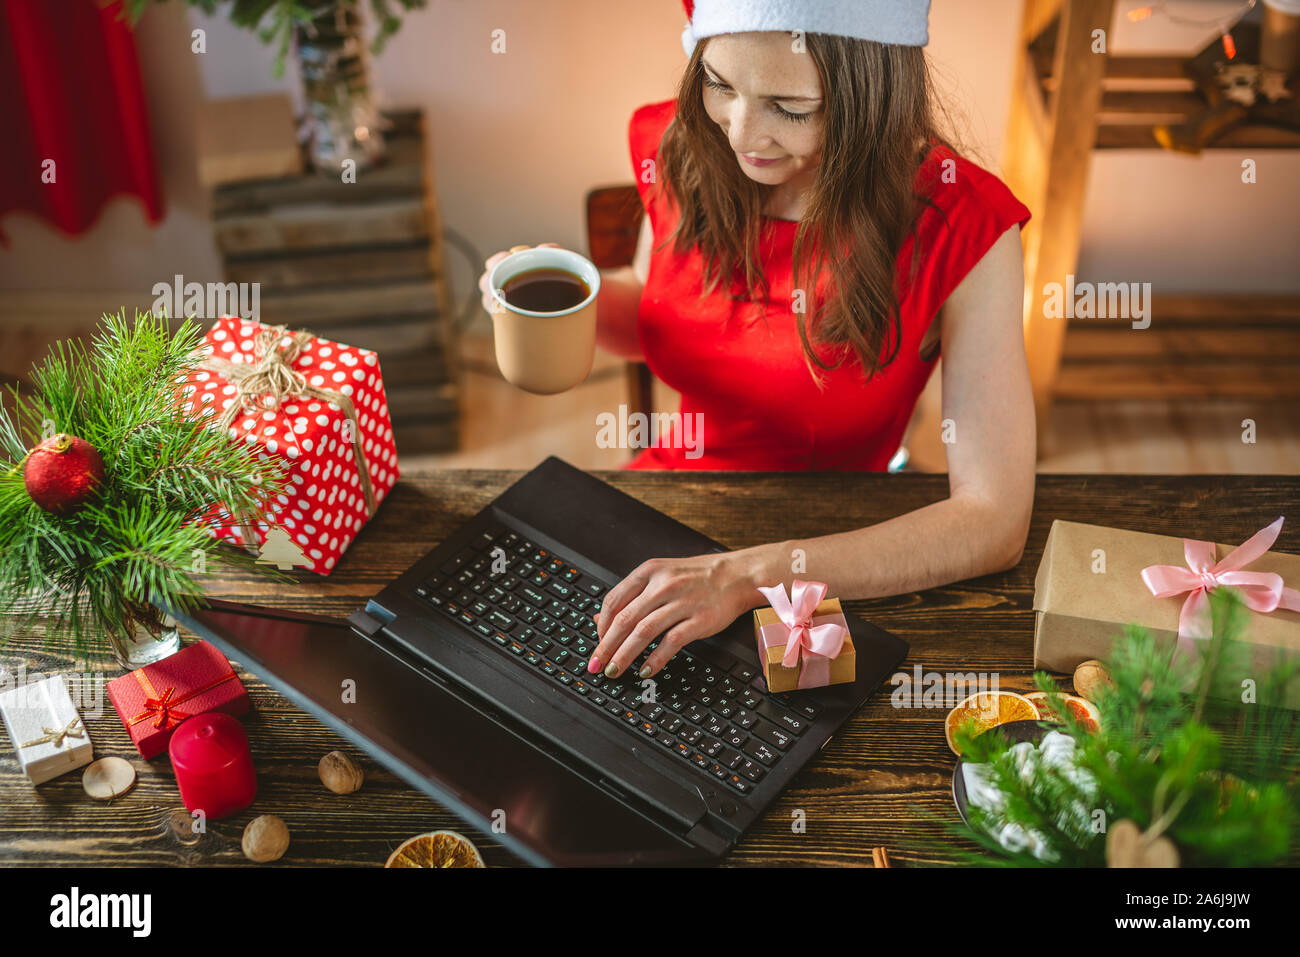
[140,687,191,730]
[1140,516,1300,657]
[127,667,237,731]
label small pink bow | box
[756,580,847,669]
[1140,516,1300,656]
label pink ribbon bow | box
[756,580,848,688]
[1140,516,1300,656]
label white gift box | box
[0,675,93,785]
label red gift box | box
[175,317,400,575]
[106,640,250,759]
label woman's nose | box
[724,104,769,154]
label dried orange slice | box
[944,690,1038,756]
[1025,691,1100,732]
[385,830,485,868]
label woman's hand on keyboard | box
[588,550,771,679]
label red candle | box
[168,712,257,820]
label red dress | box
[624,98,1031,471]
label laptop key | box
[740,759,766,783]
[724,774,751,794]
[723,727,747,749]
[754,720,793,751]
[656,733,676,749]
[743,739,778,766]
[756,699,808,735]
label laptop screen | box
[174,599,707,866]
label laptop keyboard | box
[408,521,820,797]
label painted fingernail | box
[587,656,602,674]
[604,661,620,678]
[638,664,652,678]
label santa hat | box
[680,0,931,57]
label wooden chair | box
[585,185,655,419]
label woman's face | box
[699,32,825,190]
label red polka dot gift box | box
[175,317,400,575]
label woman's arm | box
[587,225,1036,679]
[594,214,653,361]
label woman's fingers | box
[640,620,705,676]
[596,601,686,679]
[596,561,654,641]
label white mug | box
[489,247,601,395]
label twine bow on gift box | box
[756,580,848,688]
[20,717,85,751]
[193,322,378,538]
[1140,516,1300,655]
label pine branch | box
[0,310,298,662]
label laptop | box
[166,456,909,865]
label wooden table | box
[2,471,1297,867]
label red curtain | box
[0,0,164,246]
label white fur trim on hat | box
[682,0,930,57]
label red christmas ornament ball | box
[22,433,105,514]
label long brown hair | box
[656,33,961,383]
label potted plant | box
[123,0,427,173]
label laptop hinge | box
[347,600,395,639]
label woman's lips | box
[740,153,783,167]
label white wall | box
[1,0,1295,308]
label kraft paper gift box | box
[0,675,93,785]
[107,640,250,759]
[753,581,856,693]
[1033,518,1300,707]
[175,316,400,575]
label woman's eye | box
[704,76,814,123]
[776,105,814,123]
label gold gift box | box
[753,598,856,693]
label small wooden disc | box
[82,757,137,800]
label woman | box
[477,1,1035,683]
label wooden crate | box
[209,109,460,455]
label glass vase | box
[295,0,387,175]
[109,597,181,670]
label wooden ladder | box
[1003,0,1300,441]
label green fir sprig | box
[0,310,294,660]
[943,587,1300,866]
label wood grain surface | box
[3,471,1297,867]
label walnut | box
[242,815,290,863]
[1073,659,1114,702]
[318,750,364,794]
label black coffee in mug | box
[501,268,591,313]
